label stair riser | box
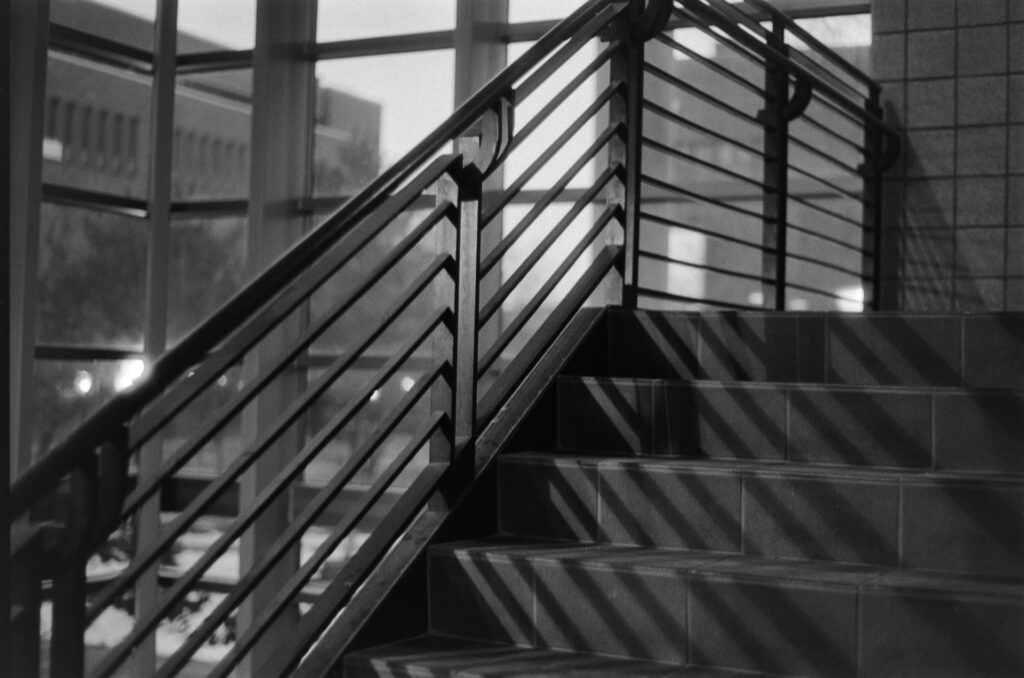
[498,457,1024,576]
[428,547,1024,677]
[602,310,1024,389]
[557,377,1024,473]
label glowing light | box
[369,389,381,403]
[114,358,147,392]
[836,285,865,312]
[747,291,765,307]
[217,375,229,387]
[400,376,415,392]
[73,370,94,395]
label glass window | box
[168,217,248,345]
[316,0,455,43]
[97,109,108,167]
[178,0,256,53]
[313,50,453,197]
[44,51,151,197]
[37,203,148,349]
[509,0,587,23]
[174,69,253,200]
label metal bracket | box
[633,0,674,41]
[783,76,813,121]
[459,91,515,179]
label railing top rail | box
[735,0,878,92]
[10,0,625,517]
[679,0,897,141]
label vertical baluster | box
[607,0,646,308]
[862,90,886,310]
[760,20,791,311]
[49,467,94,677]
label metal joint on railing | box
[633,0,674,41]
[459,91,515,179]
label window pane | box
[168,217,248,345]
[37,204,147,348]
[316,0,455,42]
[314,50,453,196]
[51,0,157,52]
[174,69,253,200]
[509,0,587,23]
[44,51,151,200]
[178,0,256,53]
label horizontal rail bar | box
[120,203,451,518]
[681,0,894,137]
[784,249,864,278]
[639,210,773,253]
[641,173,768,222]
[478,244,624,423]
[644,98,767,160]
[786,161,866,204]
[128,155,457,454]
[645,62,763,127]
[480,123,619,276]
[11,0,626,517]
[86,258,450,623]
[638,286,766,310]
[789,134,862,177]
[639,248,773,285]
[514,3,624,103]
[652,32,764,96]
[483,84,620,225]
[642,136,766,191]
[478,207,619,377]
[158,373,445,678]
[480,166,617,324]
[258,462,446,677]
[787,192,863,230]
[499,41,621,166]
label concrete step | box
[426,540,1024,678]
[556,376,1024,473]
[593,308,1024,389]
[497,453,1024,576]
[344,634,744,677]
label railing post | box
[451,137,483,450]
[760,20,791,311]
[607,0,646,308]
[862,90,886,310]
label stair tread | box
[345,634,759,677]
[432,539,1024,598]
[504,451,1024,484]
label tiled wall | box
[871,0,1023,310]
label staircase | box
[346,309,1024,677]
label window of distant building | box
[112,113,123,171]
[46,97,60,140]
[127,116,139,173]
[199,135,209,175]
[81,106,93,164]
[97,110,108,169]
[63,102,76,160]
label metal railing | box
[9,0,898,675]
